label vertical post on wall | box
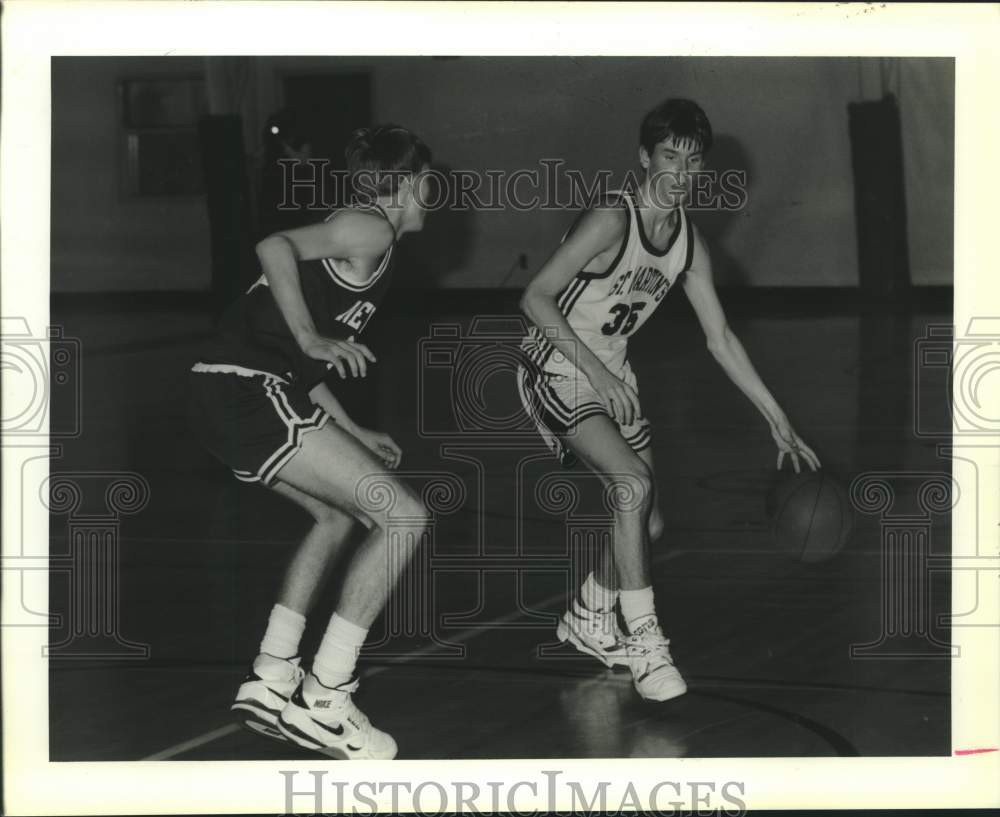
[847,94,911,300]
[199,114,256,314]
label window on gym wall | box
[121,77,207,196]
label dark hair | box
[639,98,713,155]
[345,124,432,199]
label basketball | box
[767,471,854,563]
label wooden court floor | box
[47,292,952,760]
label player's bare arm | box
[308,382,402,470]
[306,381,358,430]
[682,225,820,474]
[255,211,393,377]
[520,204,642,426]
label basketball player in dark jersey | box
[188,125,432,759]
[519,99,820,702]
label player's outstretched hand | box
[587,367,642,427]
[353,427,402,469]
[301,334,376,378]
[771,417,821,474]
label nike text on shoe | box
[556,599,629,669]
[277,675,397,760]
[232,654,304,742]
[622,631,688,702]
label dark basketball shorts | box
[517,361,652,466]
[188,363,329,486]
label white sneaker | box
[277,674,398,760]
[622,630,687,701]
[232,654,304,742]
[556,599,629,668]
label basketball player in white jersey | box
[519,99,820,701]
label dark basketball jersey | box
[197,205,394,389]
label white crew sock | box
[619,586,660,635]
[308,613,368,691]
[258,603,306,660]
[580,571,617,613]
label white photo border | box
[2,1,998,813]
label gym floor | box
[47,289,952,761]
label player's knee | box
[310,503,349,529]
[362,480,429,533]
[648,511,665,542]
[404,503,432,536]
[383,500,430,566]
[387,490,432,536]
[607,464,654,514]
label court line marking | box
[140,549,685,761]
[694,688,860,757]
[142,723,246,761]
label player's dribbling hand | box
[771,418,821,474]
[354,428,402,469]
[301,334,376,378]
[587,368,642,427]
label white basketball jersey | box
[522,190,694,376]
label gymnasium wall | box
[369,57,866,288]
[897,59,954,286]
[50,57,953,292]
[51,58,213,292]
